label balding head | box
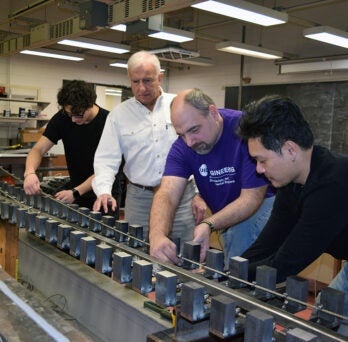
[170,88,223,155]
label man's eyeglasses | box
[62,108,86,118]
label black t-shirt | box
[242,145,348,282]
[43,106,109,208]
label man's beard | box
[192,142,214,155]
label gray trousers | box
[125,181,196,250]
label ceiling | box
[1,0,348,68]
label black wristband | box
[72,188,80,200]
[200,219,215,232]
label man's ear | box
[209,105,219,121]
[284,140,298,159]
[158,72,164,83]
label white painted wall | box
[1,51,348,151]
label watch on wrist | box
[200,219,215,232]
[72,188,80,200]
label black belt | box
[129,181,156,191]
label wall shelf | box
[0,98,50,128]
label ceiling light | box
[216,41,283,59]
[105,88,123,96]
[110,24,127,32]
[20,49,84,61]
[58,38,130,54]
[276,57,348,74]
[109,61,128,68]
[148,26,194,43]
[192,0,288,26]
[303,26,348,49]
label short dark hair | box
[238,95,314,154]
[57,80,96,114]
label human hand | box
[93,194,116,213]
[23,173,41,195]
[150,234,180,265]
[193,222,211,262]
[192,194,207,224]
[54,189,74,203]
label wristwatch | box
[72,188,80,200]
[200,219,215,232]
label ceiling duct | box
[149,47,214,66]
[150,46,199,59]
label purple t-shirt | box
[163,108,274,214]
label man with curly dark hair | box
[23,80,119,211]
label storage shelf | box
[0,117,49,123]
[0,97,50,107]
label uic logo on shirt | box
[199,164,208,177]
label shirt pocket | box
[120,123,149,151]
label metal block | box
[67,203,79,223]
[26,194,35,207]
[210,295,236,338]
[0,200,9,220]
[182,241,200,270]
[101,215,116,238]
[19,188,26,202]
[205,249,224,278]
[244,309,274,342]
[58,201,69,219]
[155,270,177,307]
[45,219,59,244]
[128,224,143,248]
[180,281,206,322]
[132,259,153,294]
[41,196,50,213]
[33,194,43,210]
[254,265,277,299]
[57,224,73,250]
[7,184,15,195]
[78,207,90,228]
[16,207,27,228]
[112,251,132,283]
[89,211,102,232]
[115,220,128,242]
[35,215,48,239]
[317,287,344,329]
[80,236,97,266]
[49,198,59,215]
[25,211,38,233]
[284,276,308,313]
[69,230,86,258]
[95,244,113,275]
[228,256,249,289]
[8,203,18,224]
[14,186,22,200]
[286,327,318,341]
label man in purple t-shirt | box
[149,88,275,267]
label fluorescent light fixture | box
[20,48,84,61]
[58,37,130,54]
[110,24,127,32]
[148,26,194,43]
[105,88,123,96]
[109,61,128,68]
[216,41,283,59]
[192,0,288,26]
[277,58,348,74]
[303,26,348,49]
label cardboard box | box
[21,127,45,143]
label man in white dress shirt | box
[92,50,197,246]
